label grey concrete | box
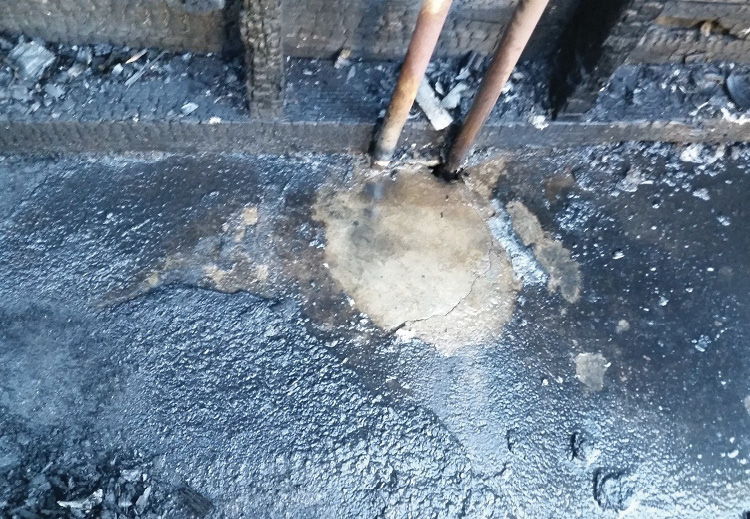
[1,144,749,517]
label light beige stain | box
[201,258,269,293]
[314,169,519,355]
[462,158,507,206]
[575,353,610,392]
[133,206,271,298]
[616,319,630,333]
[506,200,582,303]
[123,159,584,356]
[232,205,259,243]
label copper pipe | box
[444,0,550,174]
[373,0,454,166]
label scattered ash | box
[285,52,550,125]
[0,34,246,121]
[526,141,750,200]
[424,54,551,124]
[284,57,398,121]
[0,34,549,126]
[554,197,598,233]
[589,63,750,122]
[2,34,747,129]
[0,417,211,519]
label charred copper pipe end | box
[373,0,454,166]
[444,0,550,174]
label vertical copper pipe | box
[373,0,454,166]
[444,0,550,174]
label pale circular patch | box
[314,169,519,355]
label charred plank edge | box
[1,118,748,156]
[550,0,663,118]
[240,0,284,118]
[632,26,750,64]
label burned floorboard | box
[0,0,226,53]
[0,0,580,61]
[628,1,750,64]
[1,118,749,155]
[657,0,750,40]
[632,27,750,65]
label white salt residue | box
[530,114,549,129]
[617,166,653,193]
[488,200,547,286]
[680,144,704,163]
[693,335,711,353]
[555,198,596,233]
[693,188,711,201]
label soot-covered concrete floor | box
[0,144,749,518]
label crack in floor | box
[314,168,518,354]
[400,239,495,329]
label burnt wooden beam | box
[656,0,750,40]
[3,118,749,156]
[630,0,750,65]
[0,0,581,60]
[551,0,663,118]
[632,27,750,64]
[240,0,284,118]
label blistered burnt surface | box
[1,147,750,517]
[657,0,750,40]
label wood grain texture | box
[0,0,578,58]
[0,0,226,52]
[241,0,284,118]
[2,118,749,156]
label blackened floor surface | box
[0,143,749,519]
